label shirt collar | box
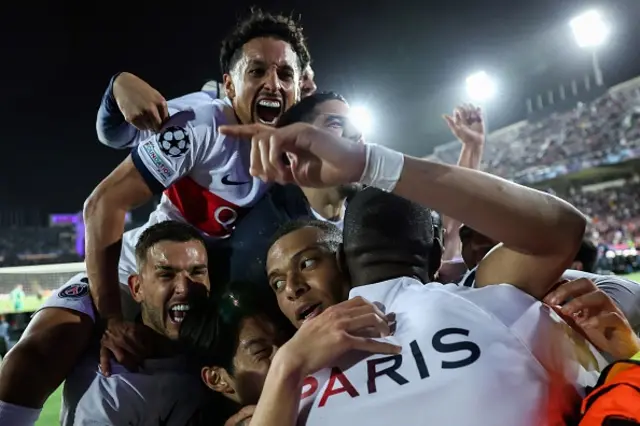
[348,276,423,311]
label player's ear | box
[127,274,143,303]
[223,74,236,100]
[201,366,236,398]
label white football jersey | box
[114,97,272,282]
[62,354,207,426]
[298,278,606,426]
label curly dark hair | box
[219,9,311,76]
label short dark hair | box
[276,91,348,128]
[220,9,310,75]
[134,221,205,268]
[269,218,342,254]
[575,238,597,273]
[343,188,435,277]
[180,281,292,378]
[179,281,288,422]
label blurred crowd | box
[432,85,640,184]
[0,227,80,267]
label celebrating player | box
[215,119,603,425]
[63,221,210,425]
[0,10,310,424]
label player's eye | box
[249,68,266,78]
[271,279,286,292]
[278,70,294,81]
[300,258,317,270]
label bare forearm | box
[83,197,126,320]
[394,156,586,256]
[457,141,483,171]
[441,142,483,261]
[250,356,303,426]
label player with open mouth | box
[254,95,285,125]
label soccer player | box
[221,91,363,287]
[180,281,293,425]
[181,274,394,426]
[0,11,310,424]
[60,221,210,425]
[10,284,25,313]
[300,65,317,98]
[257,189,602,426]
[218,120,603,425]
[96,64,315,150]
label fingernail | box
[374,302,386,313]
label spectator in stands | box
[431,87,640,187]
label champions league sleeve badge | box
[156,126,191,158]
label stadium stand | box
[430,77,640,254]
[0,226,81,267]
[430,77,640,184]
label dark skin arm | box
[394,157,585,299]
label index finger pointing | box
[219,124,268,138]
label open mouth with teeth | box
[297,303,322,325]
[168,303,190,324]
[254,98,283,125]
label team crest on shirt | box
[156,126,191,158]
[58,283,89,299]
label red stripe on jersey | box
[164,177,248,238]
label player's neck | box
[351,265,428,288]
[302,187,345,221]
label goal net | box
[0,262,85,308]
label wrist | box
[272,346,306,385]
[359,143,405,192]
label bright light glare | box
[465,71,496,101]
[349,106,373,134]
[570,10,609,48]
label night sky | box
[2,0,639,213]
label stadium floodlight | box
[570,10,609,48]
[349,105,373,135]
[465,71,496,102]
[570,10,609,86]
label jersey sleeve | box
[130,105,214,194]
[95,73,141,149]
[96,75,221,150]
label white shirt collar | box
[348,276,424,311]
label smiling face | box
[129,239,210,340]
[265,226,350,329]
[224,37,301,126]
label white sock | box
[359,143,405,192]
[0,400,41,426]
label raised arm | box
[96,72,168,149]
[219,122,586,300]
[394,156,585,299]
[86,107,211,373]
[440,104,485,263]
